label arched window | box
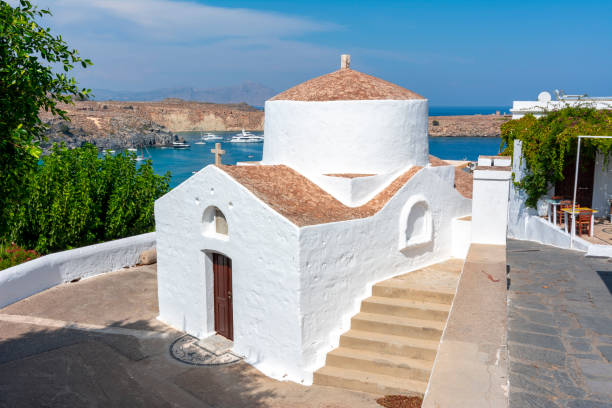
[399,197,433,249]
[202,206,228,237]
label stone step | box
[351,312,444,340]
[372,283,455,305]
[340,330,439,361]
[325,347,433,382]
[314,365,427,396]
[361,296,450,321]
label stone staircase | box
[313,259,463,396]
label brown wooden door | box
[213,253,233,340]
[555,152,595,207]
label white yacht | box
[202,132,222,140]
[172,141,191,149]
[229,129,264,143]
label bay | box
[146,131,501,188]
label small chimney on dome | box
[341,54,351,70]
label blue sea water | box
[146,131,501,188]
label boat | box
[127,148,137,152]
[229,129,264,143]
[172,141,191,149]
[202,132,222,140]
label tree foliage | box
[8,144,170,254]
[501,107,612,207]
[0,0,91,236]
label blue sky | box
[27,0,612,105]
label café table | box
[562,207,597,237]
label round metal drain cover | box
[170,335,242,366]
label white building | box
[511,90,612,119]
[154,55,472,385]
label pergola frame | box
[571,135,612,248]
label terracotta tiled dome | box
[270,68,424,102]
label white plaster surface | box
[511,100,612,119]
[471,163,511,245]
[155,163,471,385]
[451,217,472,259]
[0,232,156,309]
[296,165,471,382]
[307,169,406,207]
[155,165,304,381]
[261,99,429,175]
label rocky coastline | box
[39,100,511,151]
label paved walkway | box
[507,239,612,408]
[0,265,378,408]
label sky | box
[21,0,612,105]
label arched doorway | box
[213,253,233,340]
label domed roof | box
[270,58,424,102]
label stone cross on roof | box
[211,143,225,166]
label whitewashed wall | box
[296,166,471,383]
[0,232,155,309]
[262,99,429,174]
[471,167,511,245]
[511,100,612,119]
[507,140,612,255]
[155,166,303,381]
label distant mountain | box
[91,81,275,107]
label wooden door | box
[213,253,233,340]
[555,152,595,207]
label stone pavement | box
[0,265,379,408]
[507,239,612,408]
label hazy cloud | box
[28,0,342,91]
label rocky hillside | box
[39,99,264,151]
[429,114,511,137]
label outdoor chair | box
[557,201,573,225]
[577,211,592,237]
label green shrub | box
[7,144,170,254]
[501,107,612,207]
[0,241,40,270]
[432,120,439,126]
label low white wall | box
[0,232,156,309]
[296,165,472,382]
[262,99,429,174]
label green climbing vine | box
[500,107,612,208]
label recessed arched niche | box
[398,196,433,250]
[202,206,228,238]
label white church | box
[154,55,474,389]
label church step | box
[351,312,444,340]
[324,347,433,382]
[313,365,427,396]
[340,330,439,361]
[372,283,455,305]
[361,296,450,321]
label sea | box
[144,106,507,188]
[148,132,502,188]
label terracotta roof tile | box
[220,156,471,226]
[220,165,421,226]
[270,69,424,102]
